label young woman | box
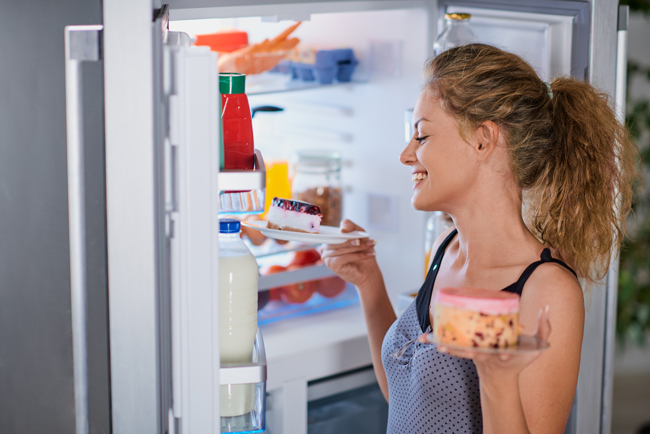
[320,44,640,434]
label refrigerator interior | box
[171,7,433,306]
[169,1,574,307]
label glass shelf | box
[245,73,366,95]
[258,263,335,291]
[258,284,358,326]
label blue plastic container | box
[287,48,358,84]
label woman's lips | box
[412,172,428,190]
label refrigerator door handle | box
[64,24,103,434]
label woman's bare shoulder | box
[518,260,584,334]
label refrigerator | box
[0,0,629,433]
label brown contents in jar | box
[295,186,342,227]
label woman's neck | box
[446,184,541,272]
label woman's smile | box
[412,171,429,190]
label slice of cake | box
[266,197,323,234]
[432,287,520,349]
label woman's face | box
[400,90,480,212]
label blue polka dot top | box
[381,229,576,433]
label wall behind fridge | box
[0,1,110,433]
[171,6,433,303]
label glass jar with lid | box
[433,13,477,56]
[291,150,342,227]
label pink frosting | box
[434,287,519,314]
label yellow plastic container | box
[262,162,292,218]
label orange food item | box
[195,30,248,53]
[315,276,346,298]
[261,265,287,301]
[280,266,316,304]
[217,22,302,75]
[290,249,321,267]
[262,162,292,219]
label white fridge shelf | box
[218,149,267,192]
[220,329,267,385]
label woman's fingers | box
[323,239,363,251]
[534,305,552,341]
[323,249,376,263]
[340,219,367,234]
[321,242,376,259]
[437,345,475,360]
[240,225,267,246]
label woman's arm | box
[355,272,397,401]
[512,264,584,434]
[320,219,396,401]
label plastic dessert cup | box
[432,287,520,349]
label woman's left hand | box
[433,306,550,381]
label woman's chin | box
[411,194,443,212]
[410,195,431,211]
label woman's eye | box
[415,136,429,143]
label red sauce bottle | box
[220,73,254,170]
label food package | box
[194,29,248,53]
[277,47,358,84]
[217,22,302,75]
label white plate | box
[241,220,369,245]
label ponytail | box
[425,44,642,286]
[527,77,641,284]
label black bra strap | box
[415,229,458,332]
[503,248,577,296]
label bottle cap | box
[219,218,241,233]
[219,72,246,94]
[444,13,471,20]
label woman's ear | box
[473,121,500,160]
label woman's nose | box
[400,137,418,166]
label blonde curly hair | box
[424,44,642,286]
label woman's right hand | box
[320,219,381,288]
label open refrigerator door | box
[164,31,269,434]
[163,31,223,433]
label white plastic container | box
[219,218,259,416]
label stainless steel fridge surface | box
[0,1,109,434]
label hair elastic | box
[545,81,553,99]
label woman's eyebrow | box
[413,118,430,130]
